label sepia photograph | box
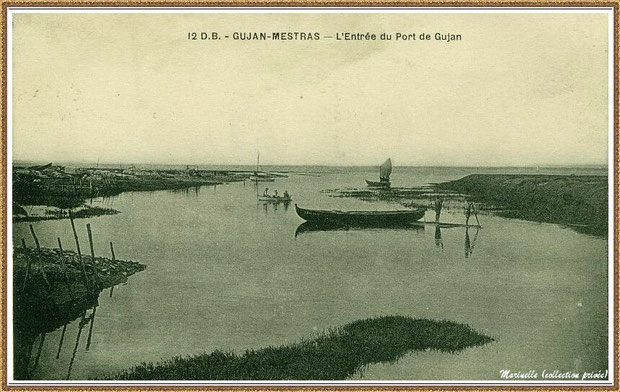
[3,4,617,388]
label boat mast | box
[256,152,260,175]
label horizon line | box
[12,159,609,169]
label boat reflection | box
[295,221,425,238]
[261,201,291,212]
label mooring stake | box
[86,223,102,288]
[29,225,51,290]
[69,210,90,291]
[21,239,31,292]
[56,237,75,301]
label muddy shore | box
[13,164,253,210]
[436,174,607,235]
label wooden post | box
[109,242,116,261]
[56,237,69,271]
[29,225,51,289]
[69,210,90,290]
[21,239,31,292]
[56,237,74,300]
[86,223,102,287]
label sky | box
[11,12,610,167]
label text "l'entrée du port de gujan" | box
[187,31,462,42]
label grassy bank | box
[113,316,493,380]
[13,164,251,209]
[436,174,607,235]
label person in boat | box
[283,190,290,199]
[434,198,443,222]
[263,188,269,197]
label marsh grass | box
[113,316,493,380]
[437,174,607,235]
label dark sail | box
[379,158,392,182]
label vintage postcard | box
[1,3,617,390]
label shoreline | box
[326,173,607,236]
[13,163,254,215]
[435,174,607,236]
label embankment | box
[436,174,608,235]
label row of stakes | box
[20,209,117,297]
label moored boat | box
[250,175,275,182]
[365,179,391,188]
[295,204,425,225]
[366,158,392,188]
[251,152,276,182]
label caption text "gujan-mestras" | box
[187,31,462,43]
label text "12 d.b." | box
[187,32,220,40]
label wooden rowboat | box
[258,196,292,203]
[295,204,425,225]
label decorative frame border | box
[0,2,617,391]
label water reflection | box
[14,290,106,380]
[464,227,480,259]
[296,222,481,260]
[434,226,444,249]
[261,201,291,213]
[295,222,425,238]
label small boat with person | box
[295,204,425,225]
[259,188,292,203]
[366,158,392,188]
[258,195,292,203]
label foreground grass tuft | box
[112,316,493,380]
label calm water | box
[12,166,609,381]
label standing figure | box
[263,188,269,197]
[434,198,444,222]
[465,202,472,226]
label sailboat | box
[249,152,275,182]
[365,158,392,188]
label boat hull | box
[365,179,391,188]
[258,196,292,203]
[295,204,425,225]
